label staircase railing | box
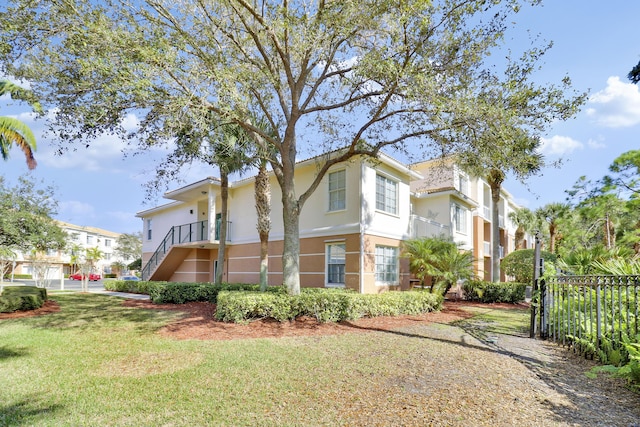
[141,220,208,280]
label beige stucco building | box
[137,154,530,293]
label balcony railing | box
[483,242,505,258]
[410,215,451,239]
[141,219,232,280]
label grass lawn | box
[0,294,530,426]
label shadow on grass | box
[0,345,29,360]
[18,293,181,334]
[0,396,64,426]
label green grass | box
[0,294,529,426]
[452,305,530,339]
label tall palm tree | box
[509,207,535,250]
[210,124,253,285]
[536,203,569,254]
[0,80,40,169]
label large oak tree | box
[1,0,579,294]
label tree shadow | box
[17,293,181,335]
[0,396,64,426]
[343,308,640,425]
[0,345,29,360]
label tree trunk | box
[488,169,504,283]
[215,171,228,285]
[255,161,271,291]
[277,137,301,295]
[549,222,557,254]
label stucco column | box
[208,189,216,243]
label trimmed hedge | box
[215,288,443,323]
[0,286,47,313]
[462,280,526,303]
[103,279,163,296]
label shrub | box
[215,288,443,323]
[103,280,164,295]
[147,282,274,304]
[501,249,557,284]
[216,291,295,323]
[0,286,47,313]
[462,280,526,303]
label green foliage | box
[0,175,66,253]
[0,285,47,312]
[115,232,143,263]
[402,237,475,296]
[462,280,526,303]
[147,282,274,304]
[4,273,31,279]
[501,249,557,284]
[215,289,443,324]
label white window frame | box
[328,169,346,212]
[375,174,398,215]
[375,245,398,284]
[105,239,112,247]
[452,203,468,234]
[147,219,152,240]
[86,235,94,245]
[326,243,346,286]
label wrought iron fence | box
[539,275,640,354]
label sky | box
[1,1,639,234]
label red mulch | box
[0,297,529,341]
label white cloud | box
[538,135,583,157]
[586,76,640,127]
[58,200,97,224]
[587,137,606,149]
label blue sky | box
[1,1,639,233]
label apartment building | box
[11,221,126,280]
[137,153,529,293]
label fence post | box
[530,232,542,338]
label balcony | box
[483,242,505,258]
[410,215,451,239]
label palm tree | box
[84,247,103,292]
[403,237,475,297]
[536,203,569,254]
[0,80,40,169]
[210,125,253,285]
[509,207,535,250]
[254,158,271,291]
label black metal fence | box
[537,275,640,354]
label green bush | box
[0,286,47,313]
[103,279,164,295]
[462,280,526,303]
[215,288,443,323]
[501,249,557,284]
[147,282,276,304]
[216,291,295,323]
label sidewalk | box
[90,289,151,300]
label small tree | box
[403,237,475,297]
[0,246,16,289]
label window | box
[375,174,397,215]
[105,239,112,247]
[457,172,468,195]
[147,219,152,240]
[326,243,346,285]
[328,170,346,211]
[375,246,398,283]
[86,235,94,245]
[453,204,468,234]
[104,253,112,261]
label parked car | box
[69,272,101,281]
[119,275,140,281]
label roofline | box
[55,220,123,237]
[135,200,183,218]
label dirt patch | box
[0,299,60,319]
[117,299,522,341]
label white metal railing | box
[483,206,491,220]
[410,215,451,239]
